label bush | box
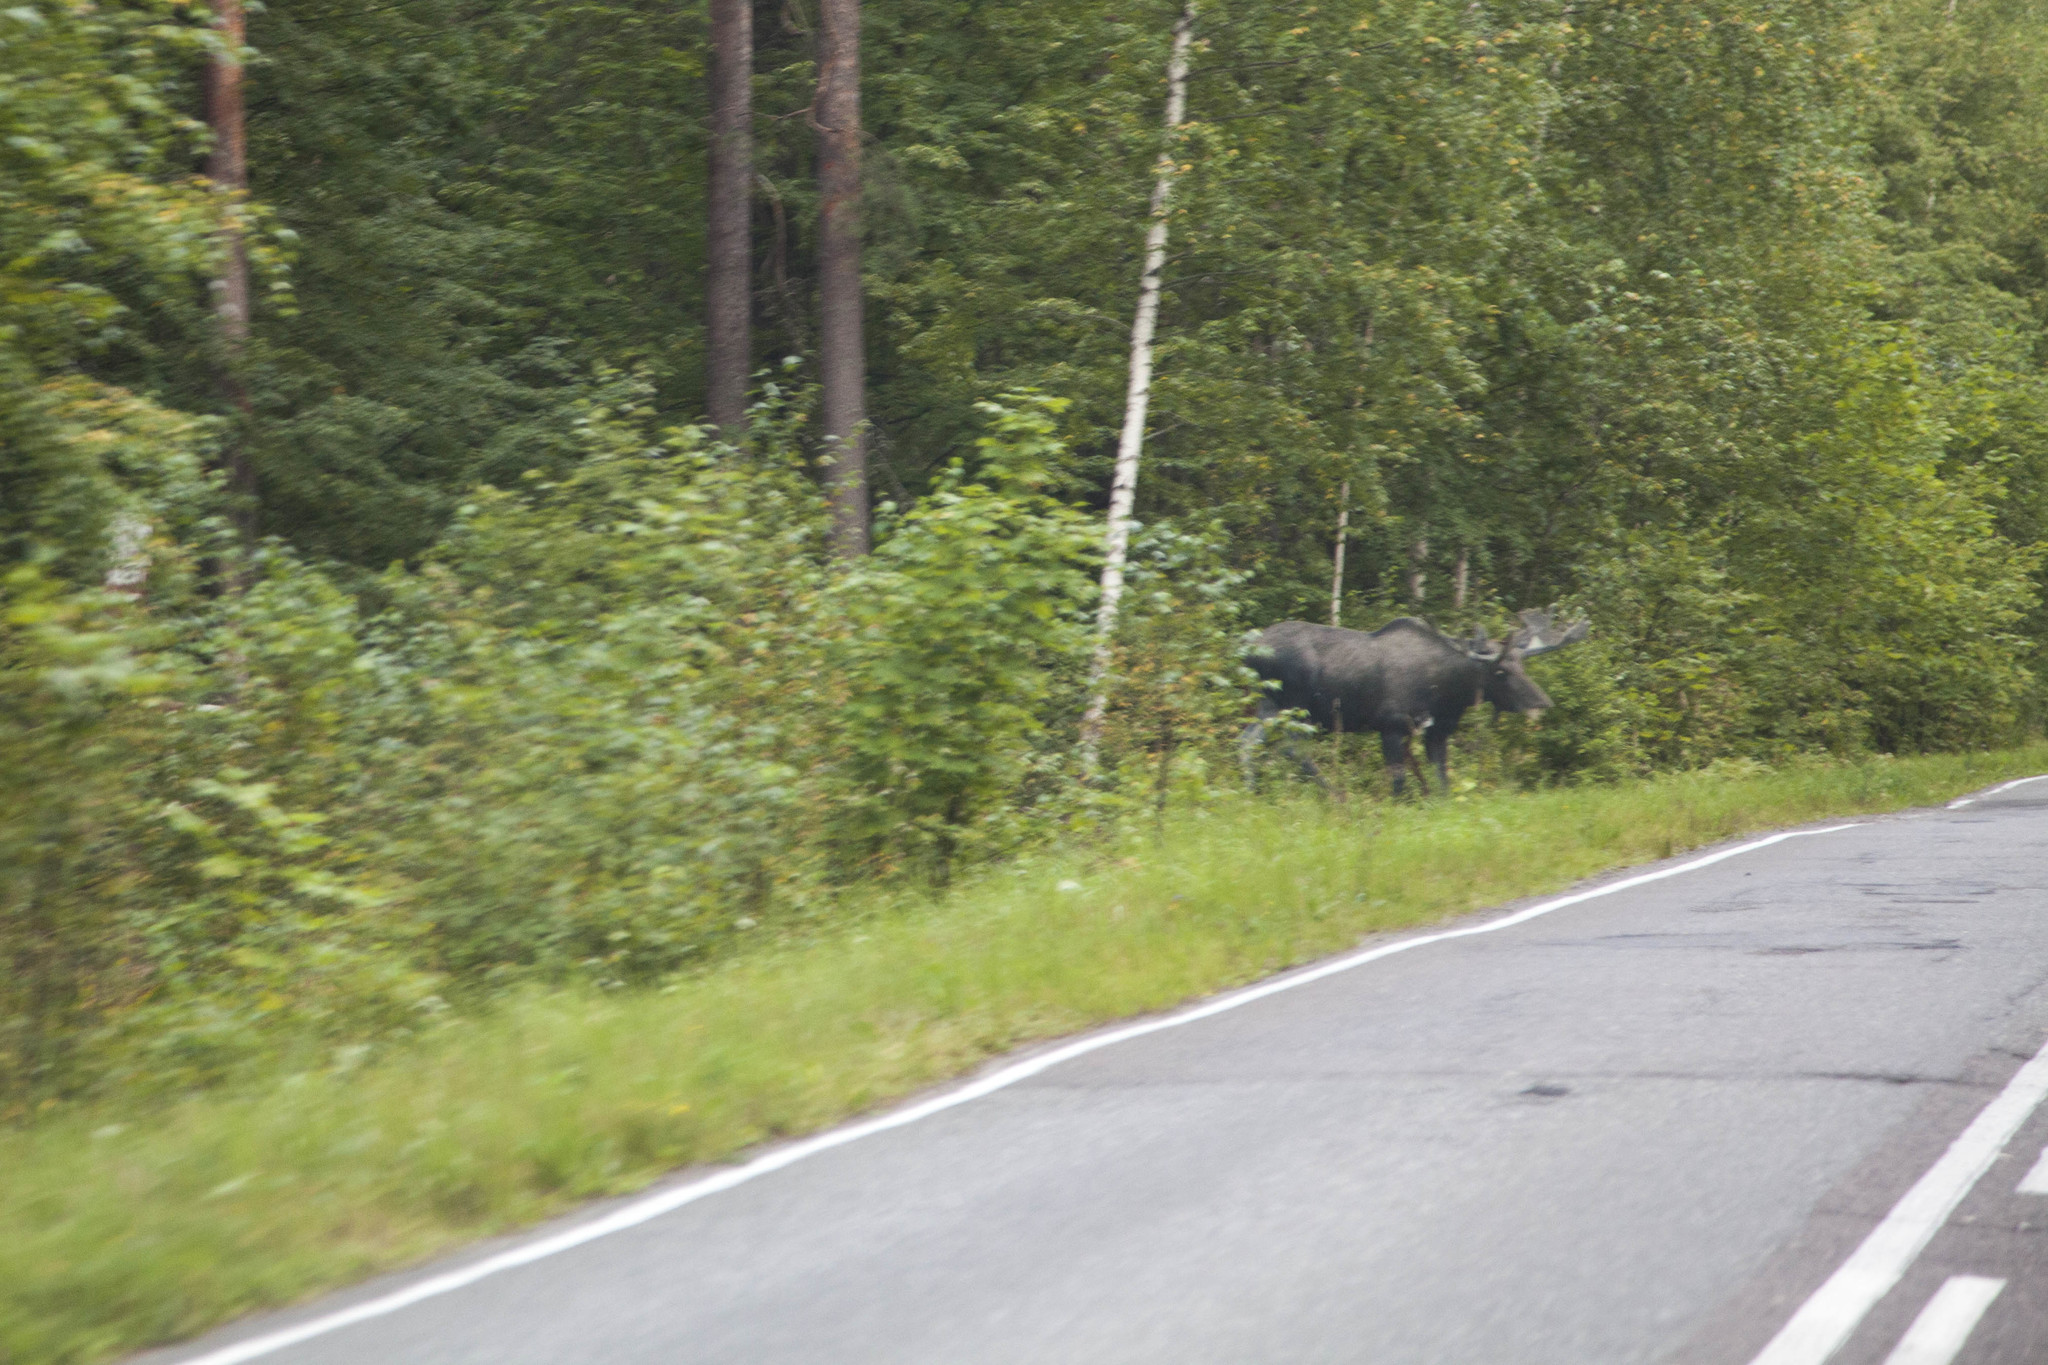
[825,398,1098,874]
[0,391,1165,1101]
[1088,520,1262,810]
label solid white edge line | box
[1947,773,2048,809]
[1879,1276,2006,1365]
[176,822,1868,1365]
[1749,1039,2048,1365]
[2016,1144,2048,1195]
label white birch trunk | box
[105,514,151,597]
[1078,0,1197,765]
[1329,481,1350,627]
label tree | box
[817,0,868,557]
[706,0,753,438]
[1079,0,1197,763]
[228,0,712,567]
[205,0,256,541]
[25,0,2038,760]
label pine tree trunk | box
[706,0,753,439]
[816,0,868,558]
[1078,0,1197,764]
[205,0,256,543]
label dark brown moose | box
[1243,610,1590,796]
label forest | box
[7,0,2048,1109]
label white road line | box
[1946,773,2048,809]
[176,823,1865,1365]
[2016,1144,2048,1194]
[1880,1276,2006,1365]
[1749,1040,2048,1365]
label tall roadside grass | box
[9,745,2047,1364]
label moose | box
[1242,610,1590,796]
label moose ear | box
[1466,624,1503,663]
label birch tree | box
[1330,481,1349,628]
[1077,0,1196,764]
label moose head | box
[1466,609,1591,714]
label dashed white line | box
[169,824,1867,1365]
[1946,773,2048,809]
[2016,1144,2048,1195]
[1880,1276,2006,1365]
[1749,1038,2048,1365]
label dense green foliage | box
[9,0,2048,1105]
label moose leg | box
[1238,713,1270,790]
[1380,729,1409,797]
[1242,700,1327,792]
[1283,736,1327,791]
[1397,716,1435,797]
[1424,729,1451,794]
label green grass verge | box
[9,745,2048,1364]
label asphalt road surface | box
[148,778,2048,1365]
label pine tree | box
[205,0,256,543]
[817,0,868,557]
[706,0,753,438]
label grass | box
[7,744,2048,1364]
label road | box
[148,778,2048,1365]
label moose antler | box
[1513,608,1590,658]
